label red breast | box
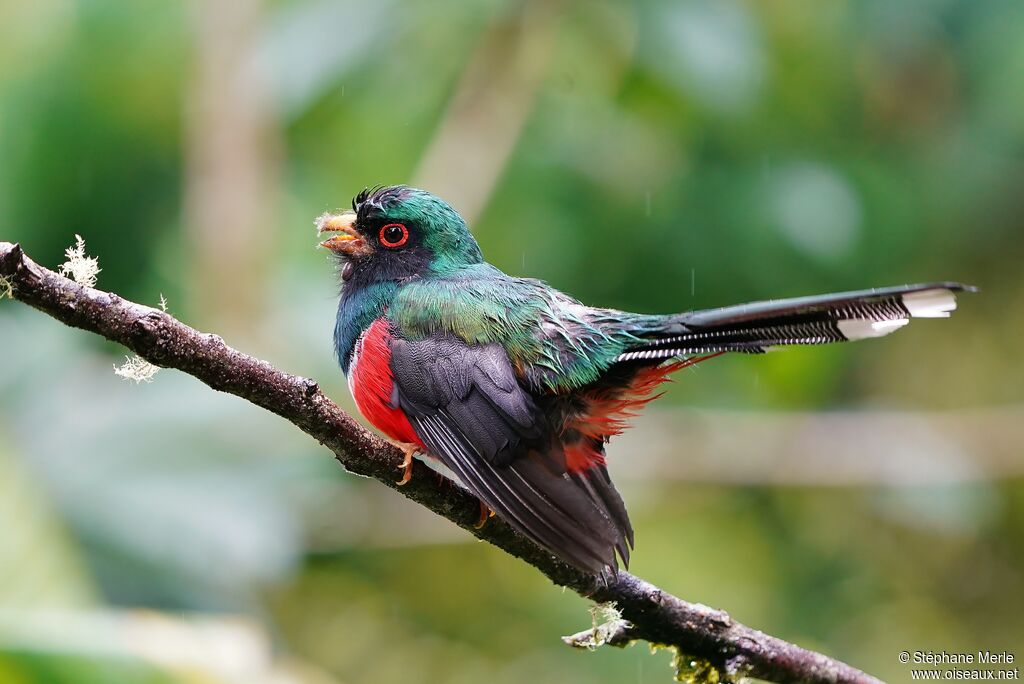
[348,319,423,447]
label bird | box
[318,185,972,576]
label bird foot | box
[394,443,421,486]
[474,501,495,529]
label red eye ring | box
[379,223,409,248]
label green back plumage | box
[391,263,664,391]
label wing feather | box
[389,335,632,573]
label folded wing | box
[389,335,632,574]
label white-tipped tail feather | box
[615,283,973,363]
[836,287,957,341]
[836,317,910,340]
[902,288,957,318]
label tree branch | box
[0,241,881,684]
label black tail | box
[617,282,975,363]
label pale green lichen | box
[567,604,734,682]
[0,274,13,300]
[112,293,170,383]
[58,234,101,287]
[672,653,723,684]
[645,644,732,684]
[113,355,159,384]
[562,602,632,650]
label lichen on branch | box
[113,354,161,383]
[58,234,101,287]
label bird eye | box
[379,223,409,248]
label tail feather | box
[616,282,974,363]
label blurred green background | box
[1,1,1022,682]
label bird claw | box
[474,502,495,529]
[395,443,419,485]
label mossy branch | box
[0,241,881,684]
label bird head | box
[317,186,483,284]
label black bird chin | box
[338,247,433,293]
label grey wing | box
[389,334,632,574]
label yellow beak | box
[316,212,365,255]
